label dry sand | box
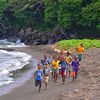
[0,45,100,100]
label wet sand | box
[0,45,100,100]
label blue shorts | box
[61,67,67,72]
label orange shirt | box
[77,46,84,54]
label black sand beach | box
[0,45,100,100]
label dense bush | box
[56,39,100,50]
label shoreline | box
[0,61,38,96]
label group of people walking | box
[34,43,85,92]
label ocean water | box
[0,58,38,96]
[0,39,28,48]
[0,40,34,92]
[0,50,32,87]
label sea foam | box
[0,49,32,87]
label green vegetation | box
[56,39,100,50]
[44,0,100,37]
[0,0,100,38]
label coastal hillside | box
[0,0,100,44]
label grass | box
[56,39,100,50]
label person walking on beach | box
[41,54,50,68]
[76,43,85,62]
[59,57,67,85]
[43,64,50,90]
[58,50,65,76]
[34,64,43,92]
[65,52,72,77]
[50,54,56,78]
[71,56,80,81]
[59,50,65,61]
[52,58,60,83]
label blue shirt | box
[60,61,67,71]
[41,58,50,68]
[71,61,79,70]
[43,68,50,76]
[36,70,43,80]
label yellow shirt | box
[66,56,72,64]
[52,60,59,69]
[77,46,84,54]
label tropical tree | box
[80,0,100,36]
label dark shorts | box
[61,67,67,72]
[61,68,66,76]
[73,68,78,73]
[35,80,42,87]
[78,54,82,61]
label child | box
[65,52,72,77]
[58,50,65,77]
[50,54,56,78]
[41,54,50,68]
[52,58,60,83]
[76,43,85,62]
[34,64,43,92]
[43,64,50,90]
[71,56,80,81]
[58,50,65,61]
[59,57,67,85]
